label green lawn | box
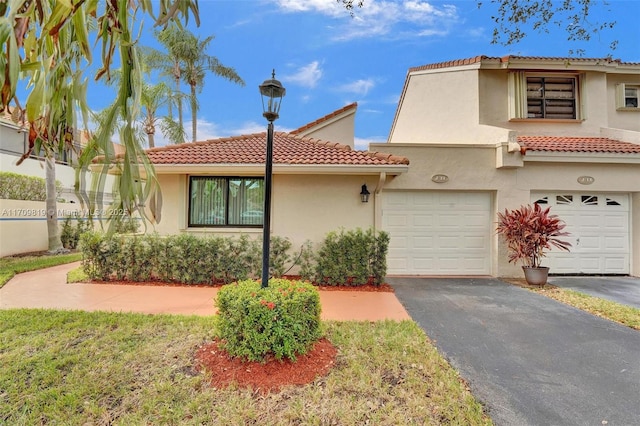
[0,310,491,425]
[0,252,81,288]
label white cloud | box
[354,135,387,151]
[337,78,376,96]
[230,121,268,136]
[275,0,345,16]
[283,61,323,89]
[274,0,459,41]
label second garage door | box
[382,191,492,275]
[531,193,630,274]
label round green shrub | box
[214,279,322,362]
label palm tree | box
[142,80,187,147]
[103,59,186,148]
[143,25,192,132]
[1,1,200,233]
[180,33,245,142]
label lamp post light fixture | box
[360,184,371,203]
[259,70,286,288]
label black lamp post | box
[259,70,286,288]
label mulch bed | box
[194,338,338,394]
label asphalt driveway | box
[388,277,640,426]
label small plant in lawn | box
[214,279,322,362]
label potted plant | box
[496,203,571,286]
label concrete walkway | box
[389,277,640,426]
[0,262,410,321]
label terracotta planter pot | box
[522,266,549,286]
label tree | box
[103,62,186,148]
[479,0,617,54]
[141,80,186,147]
[145,26,245,143]
[180,32,244,142]
[1,0,200,239]
[143,25,192,133]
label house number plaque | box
[577,176,595,185]
[432,174,449,183]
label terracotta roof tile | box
[408,55,640,73]
[143,132,410,166]
[290,102,358,135]
[517,136,640,154]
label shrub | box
[268,235,293,278]
[80,231,120,281]
[313,228,389,286]
[0,171,61,201]
[61,216,92,249]
[214,279,322,362]
[78,232,292,285]
[496,203,571,267]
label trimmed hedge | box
[79,227,390,286]
[214,279,322,362]
[0,171,62,201]
[79,232,291,285]
[301,228,389,286]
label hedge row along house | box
[99,56,639,278]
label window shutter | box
[578,73,587,120]
[509,71,526,118]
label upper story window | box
[616,83,640,110]
[509,72,583,120]
[188,176,264,227]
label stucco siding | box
[390,69,481,144]
[370,143,640,277]
[149,173,376,254]
[607,73,640,131]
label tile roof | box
[143,132,410,166]
[517,136,640,154]
[408,55,640,73]
[290,102,357,135]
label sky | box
[57,0,640,150]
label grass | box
[502,278,640,331]
[0,310,491,425]
[533,286,640,330]
[66,266,89,283]
[0,252,81,288]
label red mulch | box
[83,278,395,292]
[194,338,338,394]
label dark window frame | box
[188,176,264,228]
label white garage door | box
[382,192,492,275]
[532,193,630,274]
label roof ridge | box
[408,55,639,74]
[145,133,268,153]
[290,102,358,135]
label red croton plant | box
[496,203,572,268]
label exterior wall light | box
[259,70,286,288]
[360,184,370,203]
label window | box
[189,176,264,227]
[510,72,582,120]
[615,83,640,110]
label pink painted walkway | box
[0,262,410,321]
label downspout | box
[373,172,387,231]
